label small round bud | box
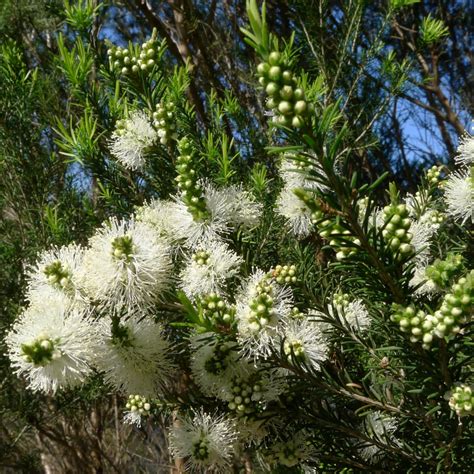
[257,62,270,76]
[268,66,282,81]
[278,101,293,115]
[294,100,307,114]
[268,51,281,66]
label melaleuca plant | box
[4,0,473,472]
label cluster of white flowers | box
[7,87,474,472]
[109,111,158,170]
[444,134,474,224]
[79,217,172,311]
[168,410,238,473]
[6,296,97,393]
[358,412,400,463]
[179,240,243,299]
[6,216,174,395]
[276,154,326,238]
[236,269,294,358]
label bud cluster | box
[448,384,473,417]
[192,437,210,461]
[201,294,236,327]
[283,338,305,363]
[107,30,159,76]
[290,307,303,319]
[193,250,210,266]
[265,439,309,468]
[425,254,464,290]
[203,342,233,375]
[428,270,473,339]
[43,260,71,289]
[393,272,473,348]
[390,304,433,349]
[256,51,313,128]
[21,334,61,366]
[153,101,177,145]
[227,377,263,416]
[113,119,127,137]
[429,210,445,225]
[426,165,443,185]
[111,235,134,262]
[382,204,413,257]
[333,291,351,308]
[319,219,360,261]
[175,138,208,220]
[125,394,154,418]
[269,264,297,285]
[293,189,359,259]
[246,280,277,333]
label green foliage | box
[420,15,449,45]
[390,0,420,10]
[63,0,101,33]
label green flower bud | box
[268,66,282,81]
[278,101,293,115]
[266,82,279,96]
[257,62,270,76]
[294,100,307,114]
[268,51,281,66]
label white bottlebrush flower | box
[190,334,244,397]
[170,182,261,248]
[224,184,262,229]
[170,182,234,248]
[25,243,86,307]
[276,185,314,238]
[409,263,439,295]
[94,311,175,396]
[443,169,473,224]
[236,270,293,359]
[80,218,171,310]
[233,416,272,445]
[410,211,440,262]
[109,111,157,170]
[169,410,238,473]
[6,296,97,393]
[180,240,243,298]
[406,209,442,293]
[281,318,329,371]
[135,199,183,246]
[358,411,400,463]
[328,298,371,333]
[279,154,326,191]
[455,134,474,167]
[217,366,287,417]
[123,394,155,427]
[261,430,316,469]
[344,300,371,332]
